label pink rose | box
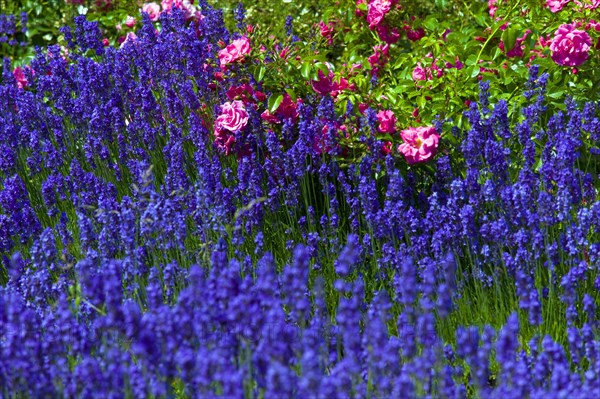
[124,16,136,28]
[412,64,431,82]
[488,0,498,17]
[13,67,29,89]
[311,69,335,96]
[218,37,251,67]
[215,100,249,132]
[319,21,334,44]
[546,0,571,12]
[375,24,400,44]
[368,43,390,76]
[575,0,600,10]
[404,26,426,42]
[214,100,249,155]
[376,110,396,133]
[142,3,161,21]
[367,0,392,29]
[398,126,440,164]
[550,24,592,66]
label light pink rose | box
[142,3,161,22]
[215,100,249,132]
[124,16,136,28]
[218,37,251,67]
[367,0,392,29]
[488,0,498,17]
[398,126,440,164]
[546,0,571,12]
[376,110,396,133]
[550,24,592,66]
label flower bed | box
[1,1,600,397]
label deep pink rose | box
[218,37,251,67]
[13,67,28,89]
[546,0,571,12]
[376,110,396,133]
[142,3,161,21]
[367,0,392,29]
[550,24,592,66]
[375,24,400,44]
[398,126,440,164]
[311,69,334,96]
[215,100,249,132]
[404,26,426,42]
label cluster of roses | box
[375,110,440,164]
[490,0,599,68]
[141,0,203,23]
[355,0,425,45]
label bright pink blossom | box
[575,0,600,10]
[376,110,396,133]
[215,100,249,132]
[13,67,29,89]
[546,0,571,12]
[488,0,498,17]
[550,24,592,66]
[142,2,161,21]
[412,64,432,82]
[368,43,389,76]
[318,21,335,44]
[218,37,251,67]
[367,0,392,29]
[310,69,348,97]
[214,100,249,155]
[398,126,440,164]
[261,94,299,124]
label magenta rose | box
[142,3,161,21]
[550,24,592,66]
[367,0,392,29]
[13,67,28,89]
[215,100,249,133]
[218,37,251,67]
[376,110,396,133]
[398,126,440,164]
[546,0,571,12]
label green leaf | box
[501,27,518,53]
[268,94,284,113]
[256,66,266,82]
[470,66,481,78]
[300,62,311,79]
[465,54,478,66]
[285,88,297,102]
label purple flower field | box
[1,1,600,398]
